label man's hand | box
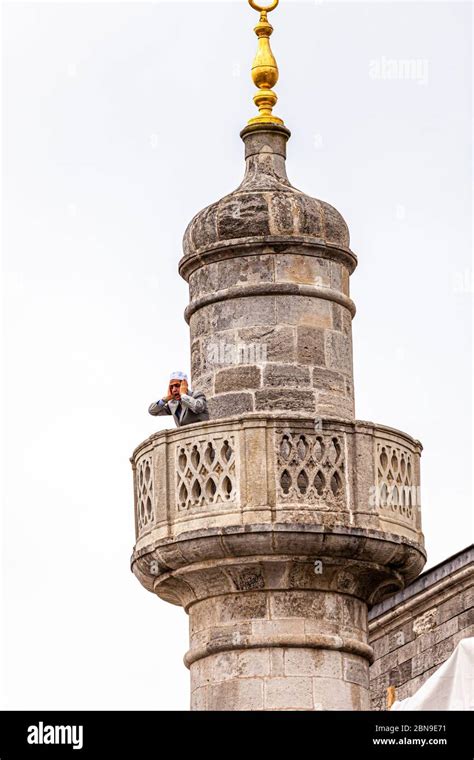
[180,379,188,396]
[163,384,174,402]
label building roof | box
[369,545,474,620]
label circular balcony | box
[130,413,425,609]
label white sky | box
[1,0,472,710]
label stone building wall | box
[369,546,474,710]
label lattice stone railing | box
[375,440,418,524]
[276,430,346,508]
[176,435,237,511]
[131,416,422,545]
[136,454,154,535]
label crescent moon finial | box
[248,0,279,13]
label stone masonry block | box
[252,618,305,638]
[312,367,346,394]
[199,650,271,683]
[313,677,368,711]
[255,389,315,412]
[458,608,474,630]
[238,326,296,363]
[325,330,353,375]
[211,297,275,331]
[264,677,313,710]
[437,595,465,625]
[263,363,311,388]
[276,296,332,329]
[218,592,269,624]
[206,679,264,711]
[216,255,273,290]
[208,393,253,418]
[270,649,285,677]
[284,649,343,679]
[275,255,331,288]
[343,656,369,687]
[296,326,325,366]
[215,365,261,393]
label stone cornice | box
[369,546,473,629]
[184,282,357,323]
[179,236,358,280]
[184,632,374,668]
[131,414,423,460]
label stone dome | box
[182,124,351,260]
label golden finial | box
[247,0,284,126]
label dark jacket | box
[148,390,209,427]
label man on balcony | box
[148,371,209,427]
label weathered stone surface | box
[192,372,214,397]
[324,202,350,248]
[191,686,207,710]
[312,367,346,394]
[218,193,270,239]
[272,591,319,619]
[185,202,218,254]
[313,677,368,710]
[458,607,474,630]
[218,592,268,623]
[189,262,219,301]
[329,261,343,291]
[254,389,315,412]
[207,393,253,418]
[182,126,352,259]
[275,255,331,287]
[341,268,350,297]
[270,193,299,234]
[189,307,211,337]
[371,635,390,661]
[215,365,261,393]
[413,609,437,635]
[238,326,295,362]
[199,331,239,374]
[263,364,311,388]
[264,677,313,710]
[437,593,466,625]
[206,679,264,711]
[344,656,369,687]
[332,303,343,331]
[387,659,412,686]
[252,618,305,638]
[316,393,354,419]
[210,297,276,331]
[276,295,333,329]
[270,649,285,676]
[191,339,201,376]
[194,650,271,686]
[296,326,325,365]
[285,649,343,679]
[388,630,405,650]
[462,586,473,609]
[216,255,274,290]
[325,330,353,375]
[369,548,473,710]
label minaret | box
[131,0,425,711]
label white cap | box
[169,371,188,381]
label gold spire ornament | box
[247,0,284,126]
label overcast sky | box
[2,0,472,710]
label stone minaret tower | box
[131,0,425,710]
